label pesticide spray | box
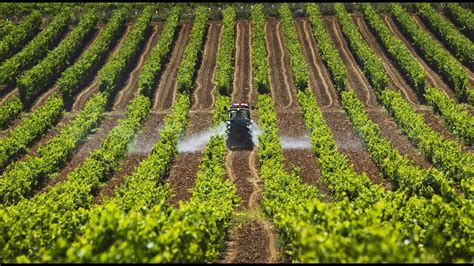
[177,119,311,153]
[177,122,227,153]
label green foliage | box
[0,96,22,129]
[213,95,230,125]
[425,87,474,145]
[389,3,473,104]
[250,4,270,94]
[335,3,389,94]
[98,6,153,95]
[17,9,98,107]
[380,89,474,191]
[0,95,63,170]
[361,3,426,95]
[306,3,347,91]
[0,95,150,262]
[0,19,15,39]
[416,3,474,68]
[215,6,236,96]
[444,3,474,41]
[0,11,41,62]
[278,3,309,90]
[176,6,208,94]
[58,8,128,100]
[0,93,107,206]
[138,5,181,97]
[0,9,71,87]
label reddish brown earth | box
[325,16,432,171]
[295,18,339,109]
[265,19,322,188]
[166,22,220,206]
[383,15,459,101]
[220,21,282,264]
[153,22,192,111]
[36,112,124,195]
[112,24,164,111]
[355,16,473,153]
[94,24,166,202]
[412,14,474,74]
[30,26,105,110]
[72,25,132,112]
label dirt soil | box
[111,24,163,111]
[166,22,221,206]
[72,25,132,112]
[35,112,124,195]
[295,18,339,109]
[325,16,432,171]
[153,23,192,111]
[382,15,459,100]
[355,15,472,153]
[265,19,322,189]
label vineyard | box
[0,2,473,263]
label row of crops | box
[0,2,472,263]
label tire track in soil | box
[33,25,133,191]
[153,22,192,111]
[325,16,377,107]
[325,16,432,170]
[112,24,163,111]
[94,24,167,202]
[192,22,222,110]
[231,21,252,104]
[30,26,105,111]
[72,24,132,112]
[166,22,220,207]
[383,15,460,101]
[220,20,282,263]
[35,112,124,195]
[412,14,474,75]
[294,17,385,187]
[0,26,74,106]
[296,18,338,109]
[267,19,322,187]
[356,16,473,154]
[265,20,295,111]
[355,16,419,106]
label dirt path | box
[153,23,192,111]
[192,22,222,110]
[30,27,105,111]
[325,16,432,170]
[111,24,163,111]
[94,112,166,204]
[231,21,252,104]
[265,20,296,111]
[93,24,169,202]
[72,25,132,112]
[356,16,472,153]
[412,14,474,75]
[355,16,421,106]
[383,15,460,101]
[295,18,339,109]
[166,22,220,206]
[324,17,377,107]
[35,112,124,195]
[264,19,323,187]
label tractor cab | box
[226,103,254,150]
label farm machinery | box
[225,103,254,150]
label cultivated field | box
[0,2,472,263]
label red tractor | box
[226,103,254,150]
